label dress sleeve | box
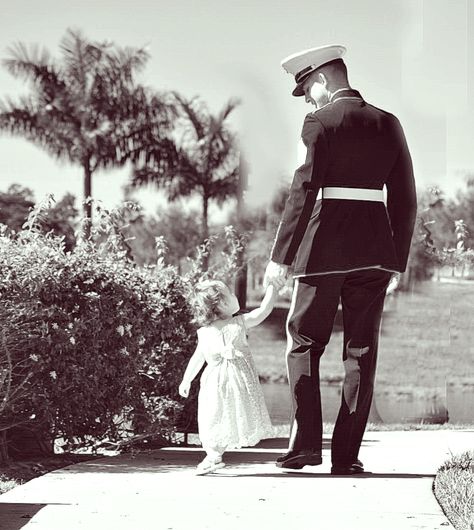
[237,314,249,336]
[195,328,206,354]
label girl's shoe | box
[195,457,225,475]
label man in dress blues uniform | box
[264,45,417,474]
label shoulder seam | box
[364,102,397,119]
[305,111,328,134]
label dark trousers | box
[285,268,392,466]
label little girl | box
[178,279,282,475]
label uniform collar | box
[329,88,363,102]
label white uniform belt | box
[321,187,384,202]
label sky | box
[0,0,473,218]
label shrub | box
[434,451,474,530]
[0,198,196,455]
[0,195,247,455]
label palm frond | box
[59,28,95,89]
[172,92,208,140]
[208,167,239,203]
[2,28,180,192]
[2,43,66,104]
[114,46,150,80]
[0,96,79,162]
[216,98,241,126]
[2,42,51,78]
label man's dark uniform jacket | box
[271,89,417,276]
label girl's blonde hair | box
[191,279,229,327]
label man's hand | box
[178,381,190,398]
[263,260,289,290]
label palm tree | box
[0,28,176,235]
[132,93,240,242]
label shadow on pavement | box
[254,437,381,448]
[52,435,382,476]
[0,503,48,530]
[208,471,436,479]
[254,437,335,449]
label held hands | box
[178,381,190,398]
[263,260,289,291]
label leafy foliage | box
[434,451,474,530]
[118,202,203,270]
[0,198,196,453]
[0,189,249,453]
[0,28,176,222]
[0,185,79,251]
[132,94,240,240]
[414,185,474,279]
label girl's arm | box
[179,339,205,398]
[242,284,279,329]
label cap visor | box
[292,82,305,97]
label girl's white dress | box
[197,315,273,450]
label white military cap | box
[281,44,346,97]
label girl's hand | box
[179,381,190,398]
[270,277,286,290]
[263,261,288,289]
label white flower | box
[138,336,146,346]
[120,347,129,356]
[116,325,125,336]
[70,337,76,345]
[49,371,57,380]
[30,354,39,362]
[68,323,73,329]
[52,323,59,330]
[125,324,132,333]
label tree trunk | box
[235,153,248,308]
[0,430,9,464]
[235,262,248,310]
[202,194,209,241]
[202,194,209,271]
[83,161,93,239]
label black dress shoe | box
[330,463,366,475]
[276,450,322,469]
[351,458,364,471]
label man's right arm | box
[270,113,328,266]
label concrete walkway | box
[0,430,472,530]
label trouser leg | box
[331,269,392,467]
[286,275,343,453]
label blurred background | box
[1,0,473,439]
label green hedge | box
[0,217,196,452]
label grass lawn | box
[434,450,474,530]
[248,280,474,391]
